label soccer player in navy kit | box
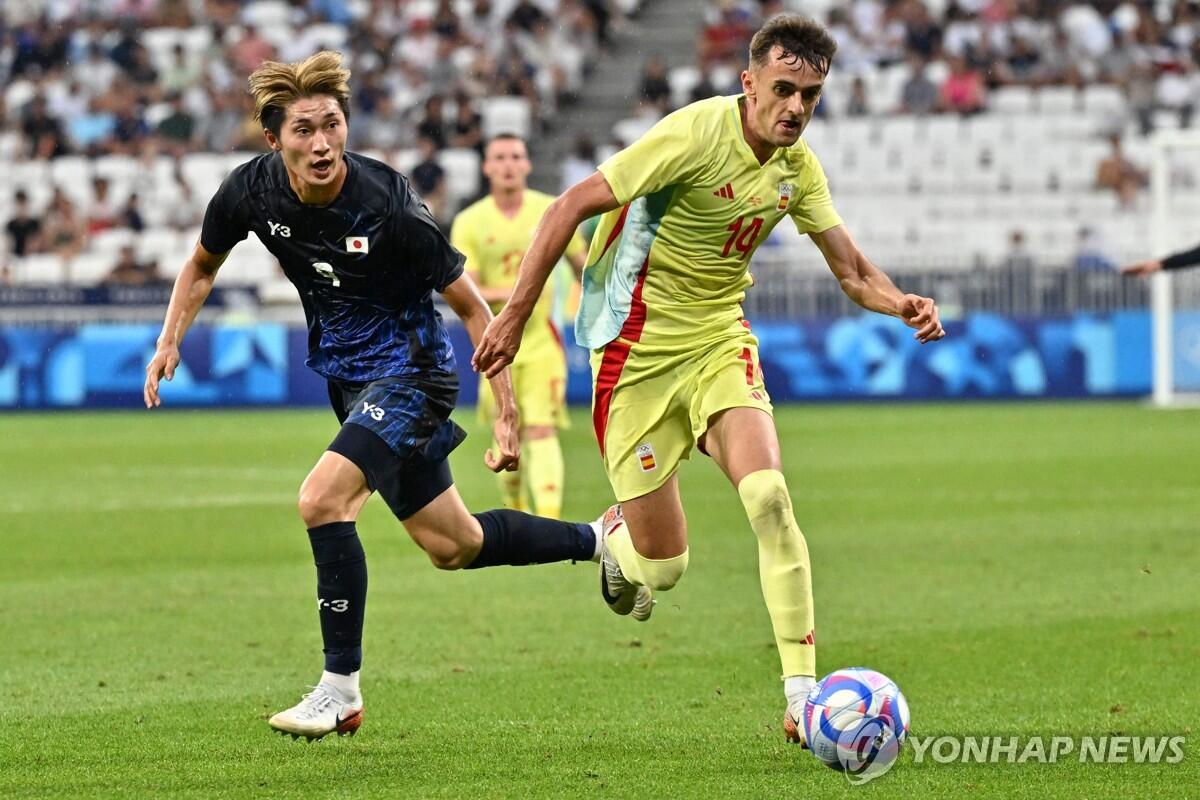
[143,52,611,740]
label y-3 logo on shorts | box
[636,443,657,472]
[267,220,291,237]
[362,401,385,421]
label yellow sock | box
[525,435,564,520]
[494,440,528,511]
[738,469,815,678]
[606,524,688,591]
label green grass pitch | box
[0,402,1196,798]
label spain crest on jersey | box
[777,183,794,210]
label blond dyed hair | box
[248,50,352,135]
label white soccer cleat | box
[268,684,364,741]
[597,505,654,622]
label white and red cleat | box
[783,706,808,748]
[596,505,654,621]
[269,684,363,741]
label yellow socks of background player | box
[493,439,528,512]
[525,435,564,520]
[738,469,816,678]
[605,523,689,591]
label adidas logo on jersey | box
[713,183,735,201]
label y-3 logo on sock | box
[361,402,385,421]
[318,598,350,612]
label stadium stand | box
[0,0,643,290]
[2,0,1199,293]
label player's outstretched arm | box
[441,273,520,473]
[472,172,620,377]
[1123,242,1200,275]
[810,224,945,344]
[1121,259,1163,276]
[144,242,228,408]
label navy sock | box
[307,521,367,675]
[466,509,596,569]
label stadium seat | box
[438,148,482,204]
[91,228,136,254]
[1082,85,1127,117]
[12,254,67,286]
[68,253,116,286]
[241,0,293,29]
[480,97,532,140]
[181,153,229,199]
[1037,86,1083,116]
[668,65,701,109]
[990,86,1034,115]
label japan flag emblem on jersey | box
[345,236,369,254]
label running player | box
[143,52,611,741]
[473,16,944,742]
[450,134,587,519]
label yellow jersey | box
[578,94,843,350]
[451,190,586,364]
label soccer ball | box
[802,668,910,778]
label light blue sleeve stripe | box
[575,186,674,349]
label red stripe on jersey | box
[547,319,564,350]
[592,256,650,456]
[595,204,631,262]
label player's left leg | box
[703,407,815,743]
[522,424,564,519]
[515,355,569,519]
[693,335,815,744]
[271,449,373,740]
[397,470,600,570]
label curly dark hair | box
[749,15,838,75]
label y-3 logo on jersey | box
[361,402,385,421]
[267,220,291,237]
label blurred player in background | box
[451,134,587,520]
[1122,241,1200,275]
[474,15,944,743]
[144,52,606,742]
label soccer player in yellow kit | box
[451,135,587,519]
[474,15,944,741]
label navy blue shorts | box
[325,372,466,520]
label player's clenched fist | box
[485,411,521,473]
[898,294,945,344]
[143,344,180,408]
[473,310,525,378]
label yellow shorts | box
[478,346,569,430]
[590,328,772,501]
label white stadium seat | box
[480,97,532,140]
[438,148,481,204]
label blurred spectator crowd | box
[661,0,1200,124]
[0,0,626,280]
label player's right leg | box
[589,345,694,619]
[270,449,372,740]
[597,477,688,620]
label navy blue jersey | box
[200,151,464,382]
